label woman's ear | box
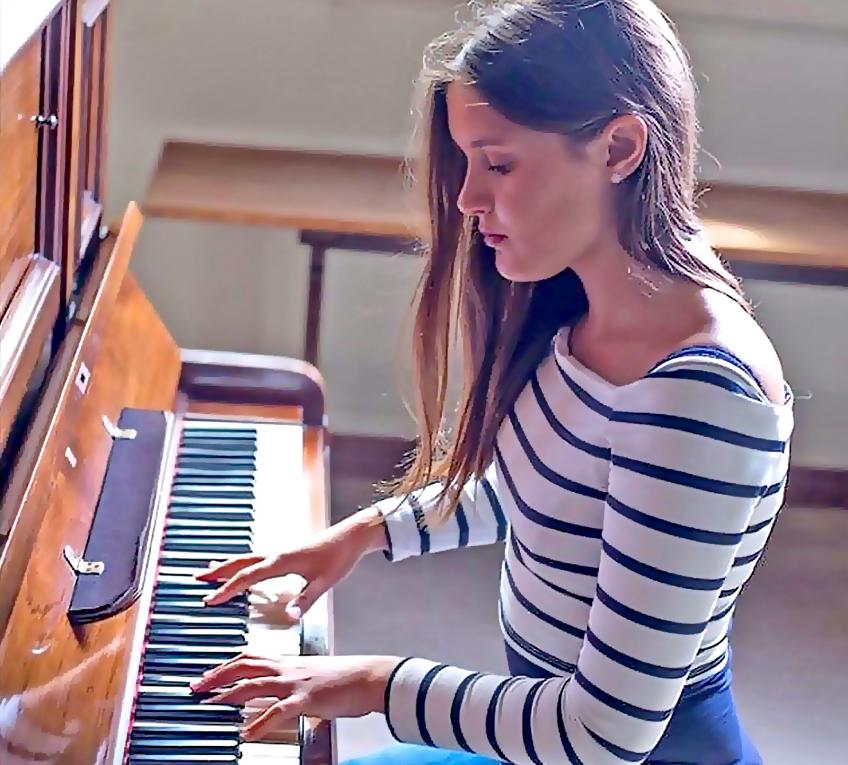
[602,114,648,183]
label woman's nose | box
[457,173,492,216]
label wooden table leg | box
[304,242,326,366]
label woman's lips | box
[482,233,508,247]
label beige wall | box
[106,0,848,468]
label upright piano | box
[0,2,336,763]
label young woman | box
[191,2,794,763]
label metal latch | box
[102,415,137,440]
[63,546,105,576]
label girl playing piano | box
[192,2,793,763]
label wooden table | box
[143,140,848,364]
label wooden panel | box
[143,141,423,236]
[699,183,848,271]
[0,268,180,765]
[0,37,41,319]
[0,256,61,455]
[0,204,144,623]
[61,0,83,302]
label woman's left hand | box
[190,653,402,740]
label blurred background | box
[101,1,846,761]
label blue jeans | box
[343,646,762,765]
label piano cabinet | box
[0,203,336,764]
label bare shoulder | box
[678,293,786,405]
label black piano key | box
[129,740,240,756]
[170,487,255,499]
[133,703,243,724]
[129,754,239,763]
[170,496,255,508]
[163,540,252,555]
[164,527,253,541]
[147,628,246,647]
[164,518,254,533]
[168,510,254,523]
[181,427,257,437]
[177,459,256,471]
[152,602,246,618]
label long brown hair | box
[387,0,748,521]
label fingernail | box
[286,604,302,620]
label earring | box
[610,172,624,184]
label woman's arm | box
[375,462,508,561]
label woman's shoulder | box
[659,298,786,406]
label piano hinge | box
[102,415,137,440]
[64,546,105,576]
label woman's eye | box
[487,163,512,175]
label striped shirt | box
[375,328,794,764]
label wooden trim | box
[0,203,141,640]
[81,0,110,27]
[0,256,60,455]
[180,348,326,427]
[330,433,848,510]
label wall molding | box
[330,432,848,510]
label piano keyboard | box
[125,418,313,764]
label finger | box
[195,554,265,582]
[202,677,291,706]
[243,695,306,741]
[191,657,279,692]
[285,577,329,620]
[202,561,278,605]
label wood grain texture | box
[0,256,61,456]
[143,141,424,236]
[0,204,143,625]
[0,266,180,765]
[0,37,41,319]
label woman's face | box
[445,81,621,283]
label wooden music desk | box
[143,140,848,364]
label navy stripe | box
[719,585,741,598]
[689,650,728,680]
[612,454,771,498]
[763,479,785,497]
[508,410,607,499]
[646,368,753,397]
[596,586,708,635]
[455,499,470,548]
[415,663,448,745]
[733,546,765,567]
[485,679,514,760]
[481,475,507,542]
[380,513,396,561]
[505,561,585,639]
[530,373,610,460]
[500,603,578,674]
[575,669,673,722]
[697,635,728,655]
[745,515,774,534]
[602,539,725,591]
[611,410,785,453]
[408,495,430,554]
[450,672,479,752]
[384,657,416,740]
[554,358,613,418]
[497,446,603,538]
[582,723,652,762]
[522,682,545,765]
[585,627,689,679]
[511,535,594,605]
[649,346,768,399]
[556,683,585,765]
[607,495,744,545]
[513,531,599,577]
[709,600,736,623]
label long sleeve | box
[375,462,507,562]
[384,367,793,763]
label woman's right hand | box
[196,507,387,618]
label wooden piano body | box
[0,3,335,763]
